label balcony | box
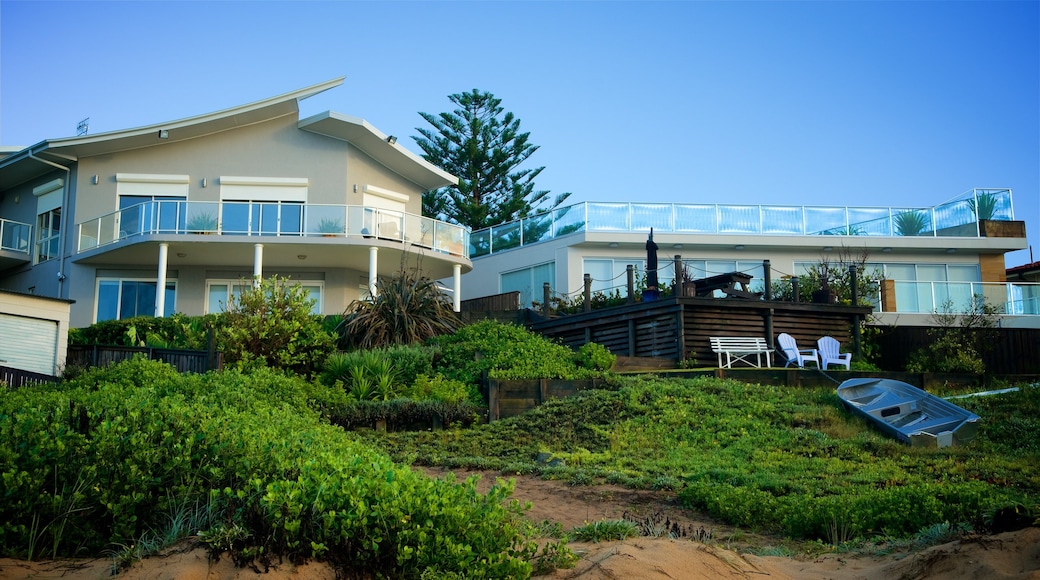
[470,188,1015,257]
[881,280,1040,316]
[0,217,32,270]
[77,201,469,258]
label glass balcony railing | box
[0,217,32,255]
[470,188,1015,257]
[883,281,1040,315]
[77,201,469,258]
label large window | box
[96,279,176,322]
[583,258,767,296]
[501,262,555,307]
[206,280,323,315]
[116,174,190,236]
[35,208,61,263]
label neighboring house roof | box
[0,288,75,304]
[0,77,457,191]
[1006,260,1040,281]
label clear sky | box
[2,1,1037,266]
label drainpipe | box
[28,149,75,298]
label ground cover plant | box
[0,358,568,578]
[355,374,1039,544]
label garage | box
[0,290,72,377]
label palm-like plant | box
[967,193,999,221]
[893,210,930,236]
[339,267,461,349]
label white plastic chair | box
[777,333,819,368]
[817,336,852,369]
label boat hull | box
[836,378,981,448]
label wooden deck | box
[528,296,872,367]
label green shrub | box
[218,276,336,376]
[408,374,479,404]
[326,399,485,431]
[429,320,600,385]
[0,359,537,577]
[574,342,616,372]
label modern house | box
[0,78,471,329]
[460,193,1036,327]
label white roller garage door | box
[0,313,58,375]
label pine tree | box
[414,89,570,231]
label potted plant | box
[810,258,838,304]
[186,212,217,234]
[968,192,998,221]
[318,217,344,237]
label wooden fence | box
[487,378,607,420]
[66,345,221,374]
[0,365,60,388]
[871,326,1040,375]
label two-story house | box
[0,78,471,329]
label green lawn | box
[353,375,1040,542]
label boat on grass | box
[836,378,980,448]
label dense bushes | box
[429,320,613,384]
[0,359,551,576]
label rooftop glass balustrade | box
[0,217,32,255]
[470,188,1015,257]
[77,201,469,258]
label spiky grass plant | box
[339,267,461,349]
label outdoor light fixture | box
[734,245,744,250]
[823,246,833,252]
[608,242,619,248]
[386,135,397,144]
[673,244,683,249]
[298,254,307,260]
[91,174,99,185]
[882,247,892,253]
[201,178,207,188]
[176,253,187,258]
[946,248,956,254]
[158,129,169,139]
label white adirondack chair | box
[817,336,852,369]
[777,333,819,368]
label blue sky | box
[2,1,1037,266]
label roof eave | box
[298,111,458,191]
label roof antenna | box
[76,118,89,136]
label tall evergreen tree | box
[414,90,570,231]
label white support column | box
[253,243,264,287]
[453,264,462,312]
[155,243,169,317]
[368,246,379,298]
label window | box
[583,258,645,294]
[96,279,176,322]
[206,280,323,315]
[501,262,555,307]
[219,176,308,236]
[33,178,64,264]
[35,208,61,263]
[116,174,190,236]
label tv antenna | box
[76,118,89,136]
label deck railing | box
[0,217,32,254]
[77,201,469,258]
[470,188,1014,257]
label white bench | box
[710,336,773,369]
